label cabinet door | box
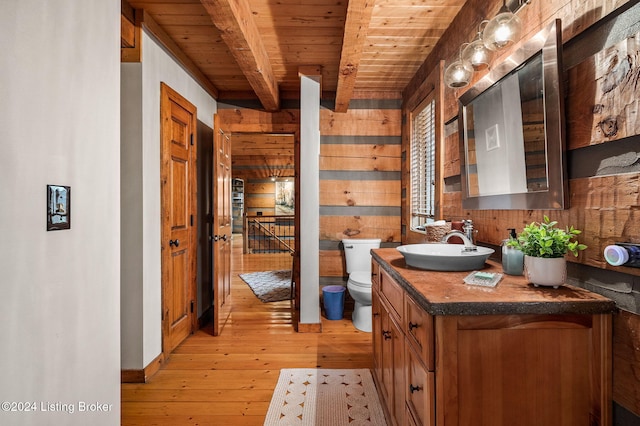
[406,405,420,426]
[381,306,404,426]
[436,314,611,426]
[390,316,405,426]
[372,290,382,385]
[406,343,435,426]
[380,305,393,413]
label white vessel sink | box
[396,243,495,271]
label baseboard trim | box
[121,352,165,383]
[297,322,322,333]
[199,305,213,328]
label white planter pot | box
[524,256,567,289]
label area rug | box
[264,368,387,425]
[239,270,292,303]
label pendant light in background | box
[444,44,473,88]
[462,21,493,70]
[483,0,522,51]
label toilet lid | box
[349,271,372,288]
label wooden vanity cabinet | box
[371,256,613,426]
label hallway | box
[121,236,373,425]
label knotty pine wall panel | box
[242,181,278,215]
[319,103,402,282]
[244,181,275,195]
[245,187,276,214]
[320,180,401,207]
[320,109,401,136]
[319,144,401,171]
[319,216,401,242]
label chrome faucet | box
[441,230,477,251]
[462,219,475,243]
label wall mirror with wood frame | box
[459,19,567,210]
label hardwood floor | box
[121,236,373,425]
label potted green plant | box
[508,216,587,288]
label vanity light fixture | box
[445,0,531,89]
[444,44,473,88]
[462,21,493,70]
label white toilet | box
[342,238,381,332]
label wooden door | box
[212,113,232,336]
[160,83,197,355]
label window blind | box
[410,99,436,229]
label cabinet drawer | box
[405,295,434,371]
[380,268,404,322]
[405,344,435,426]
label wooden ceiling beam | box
[200,0,280,112]
[334,0,374,113]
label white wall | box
[121,30,217,369]
[0,1,121,425]
[299,74,321,324]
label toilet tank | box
[342,238,382,273]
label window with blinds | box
[410,98,436,231]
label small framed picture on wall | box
[47,185,71,231]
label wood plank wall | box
[403,0,640,420]
[243,180,276,216]
[319,100,402,285]
[217,100,403,287]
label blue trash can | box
[322,285,346,320]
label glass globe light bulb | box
[483,7,521,51]
[462,37,493,71]
[444,59,473,88]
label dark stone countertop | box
[372,248,616,316]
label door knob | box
[221,234,227,241]
[169,239,180,247]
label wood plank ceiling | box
[125,0,467,112]
[230,133,295,179]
